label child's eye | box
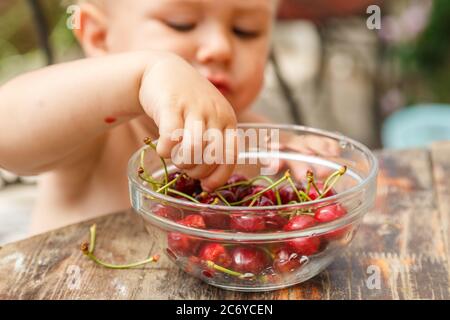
[166,21,196,32]
[233,27,260,39]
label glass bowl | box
[128,124,378,292]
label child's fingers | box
[171,144,196,170]
[181,113,206,167]
[201,163,236,192]
[184,163,218,181]
[157,114,184,159]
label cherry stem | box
[205,261,253,279]
[318,166,347,200]
[297,210,315,217]
[230,171,290,206]
[248,197,258,207]
[139,149,162,190]
[215,181,249,191]
[323,166,347,189]
[286,175,311,202]
[156,174,180,193]
[259,246,276,260]
[81,224,160,269]
[307,170,322,197]
[215,175,283,205]
[255,176,282,205]
[281,209,314,218]
[215,191,231,206]
[144,138,169,194]
[167,188,201,203]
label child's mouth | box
[208,77,232,95]
[213,83,231,95]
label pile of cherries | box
[139,140,349,281]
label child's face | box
[101,0,276,112]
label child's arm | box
[0,51,237,190]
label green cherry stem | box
[81,224,160,269]
[248,197,258,207]
[254,176,282,205]
[138,149,161,190]
[318,166,347,200]
[215,180,249,191]
[167,188,201,203]
[215,191,231,206]
[83,252,160,269]
[144,138,169,194]
[88,224,96,253]
[323,166,347,190]
[156,175,180,193]
[205,261,253,279]
[307,170,322,197]
[215,175,282,198]
[230,171,290,206]
[286,175,311,202]
[259,246,276,260]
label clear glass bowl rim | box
[128,123,378,240]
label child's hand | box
[272,134,341,181]
[139,54,238,191]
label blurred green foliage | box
[0,0,81,83]
[392,0,450,103]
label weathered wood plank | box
[431,141,450,293]
[0,212,154,300]
[0,145,448,300]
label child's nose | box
[196,27,233,66]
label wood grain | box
[0,144,449,300]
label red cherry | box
[243,195,274,207]
[315,204,349,240]
[195,192,216,204]
[153,205,182,221]
[283,215,317,231]
[167,232,200,256]
[264,212,288,230]
[283,215,320,256]
[248,186,276,204]
[253,196,275,207]
[168,172,200,195]
[178,215,206,229]
[226,174,248,186]
[279,184,303,204]
[231,247,270,274]
[314,204,347,223]
[308,182,336,200]
[200,211,230,229]
[230,214,266,232]
[273,247,301,273]
[286,237,320,256]
[198,243,232,268]
[215,190,237,203]
[234,185,253,201]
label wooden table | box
[0,142,449,300]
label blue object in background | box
[382,104,450,149]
